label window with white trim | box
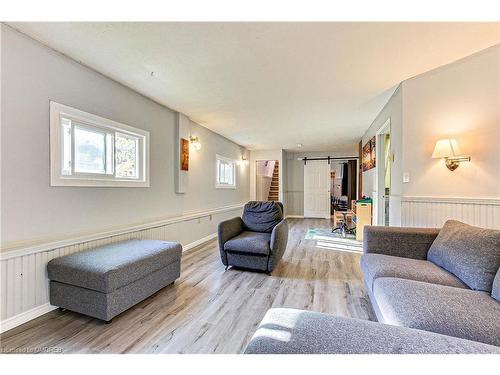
[50,102,149,187]
[216,155,236,188]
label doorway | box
[330,160,358,215]
[376,119,391,226]
[255,160,279,201]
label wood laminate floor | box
[0,218,375,354]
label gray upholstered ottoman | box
[47,239,182,322]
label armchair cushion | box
[427,220,500,292]
[242,201,283,233]
[224,231,271,256]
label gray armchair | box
[218,201,288,273]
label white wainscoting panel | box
[401,197,500,229]
[0,204,243,333]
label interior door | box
[304,160,331,218]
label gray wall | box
[1,25,249,246]
[360,44,500,226]
[401,45,499,199]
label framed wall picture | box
[370,136,376,168]
[362,136,376,172]
[180,138,189,171]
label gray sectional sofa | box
[244,308,500,354]
[362,220,500,347]
[245,220,500,353]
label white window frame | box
[50,101,150,187]
[216,154,237,189]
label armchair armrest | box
[363,225,440,260]
[269,219,289,270]
[217,217,244,265]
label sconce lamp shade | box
[432,139,462,159]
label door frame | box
[374,118,391,225]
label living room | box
[1,1,499,374]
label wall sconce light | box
[237,155,249,166]
[189,135,201,151]
[432,138,470,171]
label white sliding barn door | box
[304,160,331,218]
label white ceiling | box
[9,22,500,152]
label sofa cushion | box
[243,308,500,354]
[360,253,468,292]
[224,231,271,256]
[242,201,283,233]
[373,277,500,347]
[47,240,182,293]
[427,220,500,292]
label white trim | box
[401,196,500,205]
[182,233,218,252]
[50,101,150,187]
[0,303,58,334]
[0,231,220,334]
[400,196,500,229]
[374,118,391,225]
[0,203,245,260]
[285,215,304,219]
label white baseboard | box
[0,303,58,334]
[0,233,218,334]
[182,233,217,252]
[285,215,304,219]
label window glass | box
[115,132,139,179]
[74,125,106,174]
[216,156,236,187]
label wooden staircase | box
[267,161,279,201]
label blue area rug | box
[305,227,356,241]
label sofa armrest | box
[363,225,440,260]
[217,217,244,265]
[268,219,288,270]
